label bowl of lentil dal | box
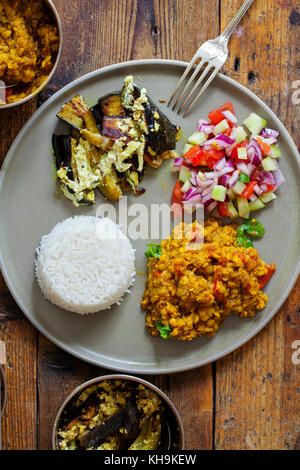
[0,0,62,108]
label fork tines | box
[168,55,219,117]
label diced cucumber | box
[227,188,236,200]
[179,166,192,183]
[231,126,248,143]
[182,143,193,155]
[236,196,250,219]
[181,180,192,193]
[227,200,239,218]
[262,157,277,171]
[212,185,227,202]
[268,145,281,158]
[187,132,208,146]
[260,191,276,203]
[248,198,266,211]
[232,180,247,195]
[212,119,230,136]
[197,170,206,181]
[243,113,267,135]
[237,147,247,160]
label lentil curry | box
[0,0,59,104]
[142,218,274,341]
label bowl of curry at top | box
[0,0,62,108]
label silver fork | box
[168,0,254,117]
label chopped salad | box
[171,102,285,219]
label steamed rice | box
[35,216,135,314]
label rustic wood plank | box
[215,0,300,450]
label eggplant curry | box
[52,76,180,206]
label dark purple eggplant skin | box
[52,134,74,180]
[90,103,103,131]
[118,395,140,449]
[79,409,125,449]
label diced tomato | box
[257,137,271,155]
[262,183,276,193]
[240,180,258,199]
[217,202,231,218]
[251,168,261,181]
[230,139,248,161]
[259,263,276,289]
[184,145,206,166]
[208,109,225,125]
[205,148,225,169]
[171,179,184,216]
[218,102,235,115]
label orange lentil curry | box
[0,0,59,104]
[142,218,275,341]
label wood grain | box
[0,0,299,450]
[215,0,300,450]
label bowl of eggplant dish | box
[52,374,184,450]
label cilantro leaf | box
[236,218,266,248]
[238,173,250,183]
[243,218,266,238]
[156,320,172,339]
[144,243,162,261]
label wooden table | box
[0,0,299,451]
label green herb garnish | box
[144,243,162,261]
[156,320,172,339]
[238,173,250,183]
[237,218,266,248]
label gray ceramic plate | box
[0,60,299,374]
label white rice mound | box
[35,216,135,314]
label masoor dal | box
[142,218,271,341]
[0,0,59,103]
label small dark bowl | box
[52,374,185,450]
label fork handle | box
[220,0,255,43]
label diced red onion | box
[173,157,183,168]
[213,156,227,171]
[236,162,255,177]
[254,184,263,196]
[197,177,213,189]
[190,169,198,185]
[182,194,202,203]
[258,171,275,185]
[260,128,279,140]
[221,174,231,187]
[272,166,285,187]
[260,183,268,193]
[197,120,214,134]
[249,193,257,202]
[215,134,235,146]
[183,187,201,201]
[222,110,238,124]
[228,170,239,188]
[203,134,234,150]
[247,138,262,166]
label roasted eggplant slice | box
[52,134,74,180]
[80,409,125,449]
[80,128,112,150]
[102,115,132,141]
[121,76,178,156]
[99,92,125,116]
[57,95,98,132]
[129,414,162,450]
[98,169,123,202]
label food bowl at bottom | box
[52,374,184,450]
